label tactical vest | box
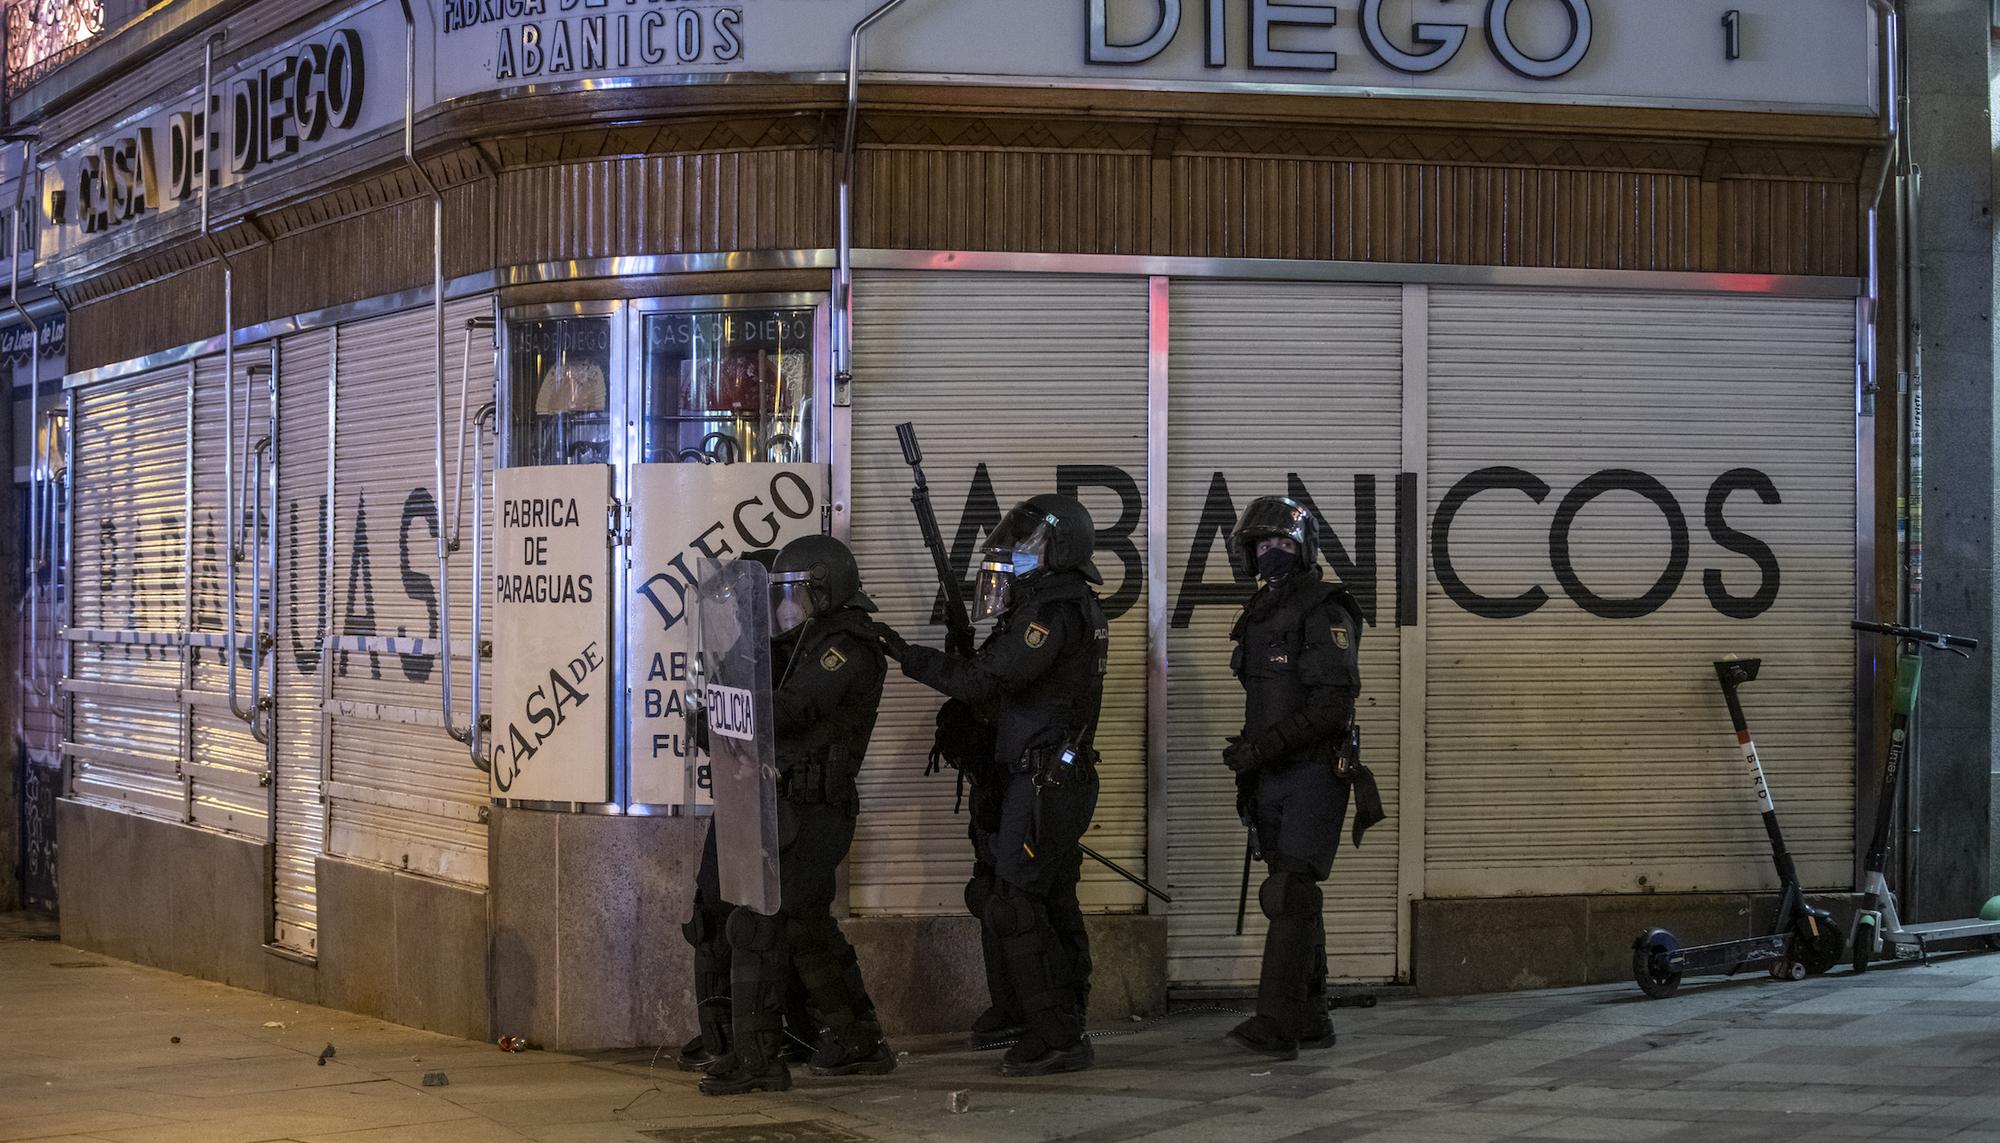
[773,606,885,797]
[1231,574,1359,769]
[989,570,1110,772]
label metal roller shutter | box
[274,328,333,954]
[67,366,189,821]
[187,352,275,841]
[1424,288,1855,896]
[328,297,494,886]
[1164,281,1405,987]
[848,271,1150,913]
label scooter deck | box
[1668,933,1790,975]
[1881,918,2000,945]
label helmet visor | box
[769,571,817,636]
[987,506,1055,576]
[973,559,1014,621]
[1229,498,1314,576]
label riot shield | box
[696,557,782,915]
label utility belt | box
[1014,741,1100,786]
[778,746,857,806]
[1021,739,1099,859]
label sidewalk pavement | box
[4,912,2000,1143]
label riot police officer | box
[871,494,1109,1077]
[693,534,898,1096]
[1222,496,1364,1060]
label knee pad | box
[964,875,997,921]
[1258,872,1322,921]
[725,906,782,954]
[986,885,1044,939]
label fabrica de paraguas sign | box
[432,0,1875,115]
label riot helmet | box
[1230,496,1319,583]
[974,494,1099,620]
[769,534,876,636]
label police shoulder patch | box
[1332,628,1350,651]
[820,647,848,673]
[1024,622,1052,650]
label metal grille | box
[1423,288,1856,895]
[68,365,186,821]
[1163,281,1405,987]
[185,351,273,841]
[272,327,333,954]
[326,297,494,886]
[847,271,1151,913]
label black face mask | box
[1255,547,1301,582]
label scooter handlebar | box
[1851,620,1980,652]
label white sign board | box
[627,461,826,808]
[430,0,1876,116]
[491,463,613,802]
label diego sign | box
[627,461,826,808]
[41,0,401,258]
[432,0,1874,115]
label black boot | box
[1226,1014,1299,1060]
[1000,1033,1095,1076]
[795,937,896,1078]
[1298,916,1335,1050]
[678,922,734,1072]
[809,1022,898,1077]
[699,1033,792,1095]
[1234,869,1319,1059]
[969,1006,1026,1051]
[701,909,793,1097]
[990,890,1093,1077]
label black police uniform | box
[899,568,1108,1073]
[693,604,891,1093]
[1231,566,1362,1050]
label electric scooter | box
[1631,657,1845,998]
[1848,620,2000,969]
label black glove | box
[688,705,710,753]
[1222,736,1264,774]
[866,620,910,662]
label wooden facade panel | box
[857,148,1150,254]
[1174,158,1708,270]
[63,119,1862,370]
[496,150,833,264]
[1719,179,1859,276]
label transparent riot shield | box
[696,557,782,915]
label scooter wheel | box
[1772,959,1806,982]
[1798,923,1846,976]
[1631,932,1681,999]
[1852,919,1875,974]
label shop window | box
[507,315,613,466]
[640,307,816,465]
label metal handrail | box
[394,0,458,748]
[247,435,273,743]
[439,318,493,749]
[834,0,922,396]
[464,401,497,771]
[447,316,495,549]
[11,136,47,700]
